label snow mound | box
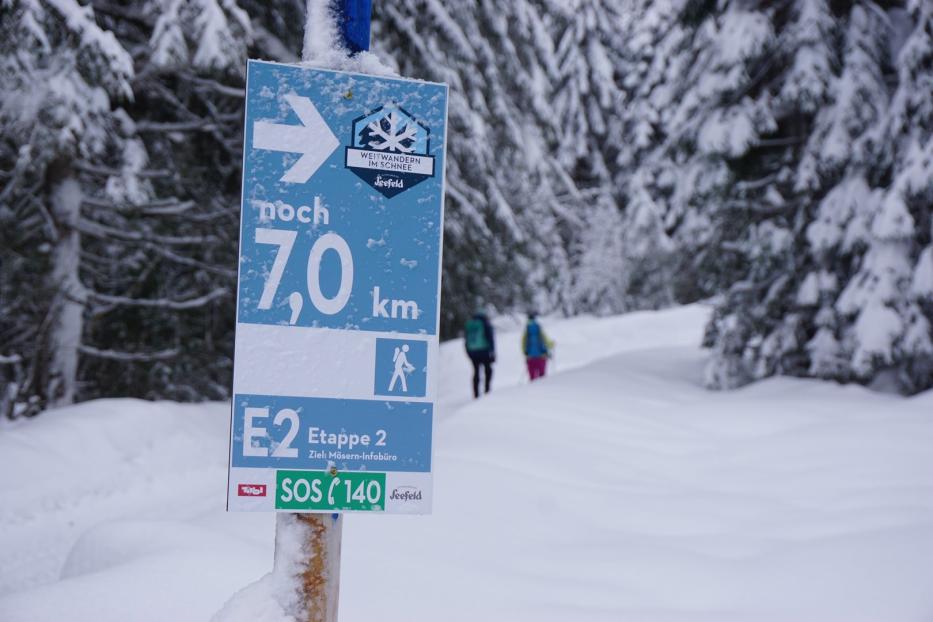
[211,574,295,622]
[0,399,232,594]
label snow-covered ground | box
[2,305,933,621]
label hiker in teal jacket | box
[523,313,553,381]
[464,311,496,398]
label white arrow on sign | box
[253,93,339,184]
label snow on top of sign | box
[301,0,393,77]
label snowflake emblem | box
[346,105,434,198]
[364,112,418,153]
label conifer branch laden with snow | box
[0,0,255,415]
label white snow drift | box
[2,305,933,621]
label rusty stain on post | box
[296,513,342,622]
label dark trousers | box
[469,351,493,398]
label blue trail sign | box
[227,60,448,514]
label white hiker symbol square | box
[374,338,427,398]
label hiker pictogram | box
[374,338,427,398]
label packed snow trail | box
[438,306,709,413]
[2,305,933,621]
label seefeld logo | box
[238,484,267,497]
[389,485,423,502]
[345,104,435,199]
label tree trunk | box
[46,170,86,407]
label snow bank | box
[2,305,933,621]
[342,344,933,621]
[0,400,230,592]
[0,399,273,620]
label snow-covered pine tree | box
[830,1,933,392]
[573,167,674,312]
[547,0,680,315]
[0,0,261,415]
[549,0,627,192]
[698,1,933,394]
[0,0,133,413]
[798,3,891,382]
[616,1,783,311]
[77,0,255,402]
[608,1,796,383]
[371,1,580,333]
[705,0,840,386]
[570,194,627,312]
[5,0,926,414]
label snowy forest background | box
[1,0,931,417]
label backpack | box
[465,318,489,352]
[524,322,546,357]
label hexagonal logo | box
[345,104,435,198]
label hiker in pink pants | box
[522,313,553,381]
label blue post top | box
[334,0,372,53]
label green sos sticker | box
[276,470,386,511]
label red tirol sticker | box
[237,484,267,497]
